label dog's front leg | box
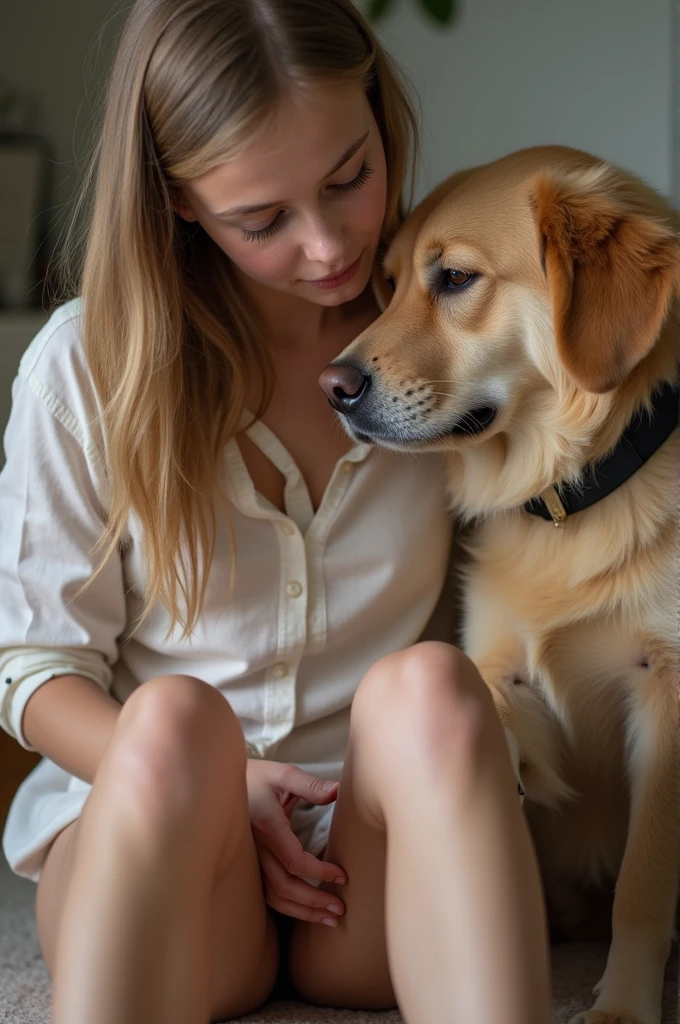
[571,644,679,1024]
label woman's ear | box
[170,188,198,223]
[533,166,680,393]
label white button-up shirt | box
[1,300,454,878]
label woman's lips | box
[307,253,362,290]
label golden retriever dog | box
[319,145,680,1024]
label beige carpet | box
[1,854,677,1023]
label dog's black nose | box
[319,363,370,413]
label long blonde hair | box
[61,0,418,637]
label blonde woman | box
[0,1,550,1021]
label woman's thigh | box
[287,641,489,1010]
[287,749,394,1010]
[205,811,280,1019]
[37,812,280,1021]
[35,817,81,974]
[35,677,281,1022]
[284,638,466,1007]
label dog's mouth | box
[351,404,499,448]
[444,404,498,438]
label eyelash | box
[241,161,375,244]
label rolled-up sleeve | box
[0,366,127,751]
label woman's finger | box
[277,764,340,807]
[253,801,348,886]
[281,792,299,818]
[266,893,341,927]
[257,844,345,923]
[256,806,348,888]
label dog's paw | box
[569,1012,653,1024]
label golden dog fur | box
[328,146,680,1024]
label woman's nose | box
[301,215,346,266]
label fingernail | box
[326,904,342,915]
[334,875,346,885]
[322,917,337,927]
[322,781,336,792]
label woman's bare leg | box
[37,675,279,1024]
[289,642,551,1024]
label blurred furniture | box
[0,734,39,833]
[0,138,50,307]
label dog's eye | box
[446,269,476,289]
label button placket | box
[303,458,362,655]
[263,524,308,747]
[224,420,373,752]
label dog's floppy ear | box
[533,166,679,393]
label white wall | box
[0,0,121,256]
[369,0,673,202]
[1,0,673,246]
[1,0,674,457]
[2,0,673,241]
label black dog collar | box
[524,379,680,527]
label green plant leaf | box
[369,0,396,20]
[420,0,456,25]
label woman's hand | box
[246,758,347,926]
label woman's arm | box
[0,326,128,777]
[22,674,121,785]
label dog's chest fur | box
[451,430,679,927]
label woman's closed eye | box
[328,159,374,195]
[241,160,375,243]
[241,214,285,244]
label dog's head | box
[320,146,680,512]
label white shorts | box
[2,758,336,884]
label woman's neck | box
[233,265,378,351]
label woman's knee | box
[120,672,232,725]
[106,675,246,831]
[352,642,497,770]
[355,642,490,716]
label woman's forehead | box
[186,82,374,211]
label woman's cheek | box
[214,231,293,284]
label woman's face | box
[175,82,388,308]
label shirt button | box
[271,662,289,678]
[281,522,296,535]
[285,580,303,598]
[342,461,353,473]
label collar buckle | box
[537,485,568,527]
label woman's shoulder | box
[15,298,105,457]
[18,297,85,382]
